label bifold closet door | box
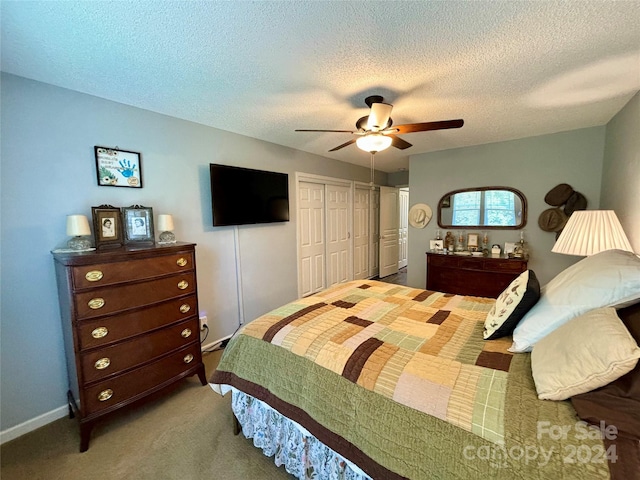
[325,184,350,287]
[353,187,371,280]
[298,182,326,297]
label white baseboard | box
[2,337,232,445]
[0,405,68,445]
[201,334,232,353]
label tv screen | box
[209,164,289,226]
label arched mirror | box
[437,187,527,229]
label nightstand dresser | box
[53,242,206,452]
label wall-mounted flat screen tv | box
[209,164,290,227]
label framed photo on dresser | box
[91,205,123,249]
[122,205,154,244]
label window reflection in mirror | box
[437,187,527,229]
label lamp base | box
[68,236,92,250]
[158,231,176,244]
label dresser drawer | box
[78,295,197,350]
[82,343,201,416]
[482,259,526,273]
[80,318,199,384]
[428,254,460,267]
[72,252,194,290]
[75,272,196,320]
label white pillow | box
[531,307,640,401]
[511,249,640,352]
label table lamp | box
[552,210,632,256]
[157,214,176,244]
[66,214,92,250]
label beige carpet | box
[1,350,293,480]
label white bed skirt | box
[229,387,372,480]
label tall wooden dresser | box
[52,242,206,452]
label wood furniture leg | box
[79,421,93,453]
[196,364,207,386]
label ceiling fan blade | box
[367,103,393,131]
[389,135,412,150]
[328,139,357,152]
[295,129,355,133]
[390,119,464,134]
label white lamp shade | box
[66,215,91,236]
[356,134,393,153]
[157,214,175,231]
[366,103,393,131]
[552,210,633,256]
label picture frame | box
[95,146,142,188]
[122,205,155,244]
[430,239,444,251]
[504,242,516,255]
[91,205,124,249]
[467,233,479,249]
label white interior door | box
[398,188,409,269]
[326,184,351,287]
[379,186,399,278]
[370,188,380,278]
[353,187,370,280]
[298,182,326,296]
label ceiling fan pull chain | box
[370,153,375,190]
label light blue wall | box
[601,91,640,252]
[407,127,606,288]
[0,73,386,432]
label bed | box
[210,250,640,479]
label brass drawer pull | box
[177,280,189,290]
[181,328,192,338]
[183,354,194,364]
[98,389,113,402]
[179,304,191,314]
[91,327,109,339]
[94,358,111,370]
[176,257,188,267]
[88,298,105,310]
[85,270,104,282]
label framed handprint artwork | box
[95,146,143,188]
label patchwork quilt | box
[210,280,613,479]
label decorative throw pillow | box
[483,270,540,340]
[531,307,640,401]
[511,249,640,352]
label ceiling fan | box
[295,95,464,153]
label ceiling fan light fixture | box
[367,103,393,131]
[356,134,392,153]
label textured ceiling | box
[2,1,639,172]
